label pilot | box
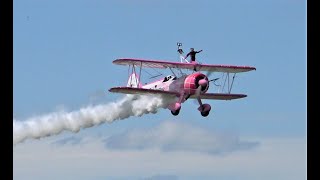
[163,75,176,82]
[185,48,203,63]
[163,76,168,82]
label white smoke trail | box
[13,94,176,145]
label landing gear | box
[171,109,180,116]
[201,110,210,117]
[168,101,183,116]
[198,103,211,117]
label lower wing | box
[109,87,179,97]
[109,87,247,100]
[190,93,247,100]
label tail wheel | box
[171,109,180,116]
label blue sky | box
[13,0,306,179]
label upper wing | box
[109,87,180,97]
[113,58,256,73]
[190,93,247,100]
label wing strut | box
[139,61,142,85]
[229,73,236,93]
[127,63,143,87]
[169,67,177,77]
[217,72,238,94]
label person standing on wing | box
[185,48,203,63]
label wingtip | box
[112,59,119,63]
[108,87,116,92]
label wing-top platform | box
[113,58,256,73]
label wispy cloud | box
[104,121,259,155]
[13,121,306,180]
[52,136,83,145]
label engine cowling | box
[183,72,209,95]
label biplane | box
[109,45,256,117]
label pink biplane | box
[109,54,256,117]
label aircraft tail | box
[127,73,142,88]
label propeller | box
[195,75,209,92]
[205,71,218,86]
[209,78,219,82]
[198,78,208,86]
[206,69,220,87]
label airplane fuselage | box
[142,75,187,93]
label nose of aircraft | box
[198,79,208,87]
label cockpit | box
[162,75,177,82]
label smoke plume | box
[13,95,175,145]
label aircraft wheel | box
[201,110,210,117]
[171,109,180,116]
